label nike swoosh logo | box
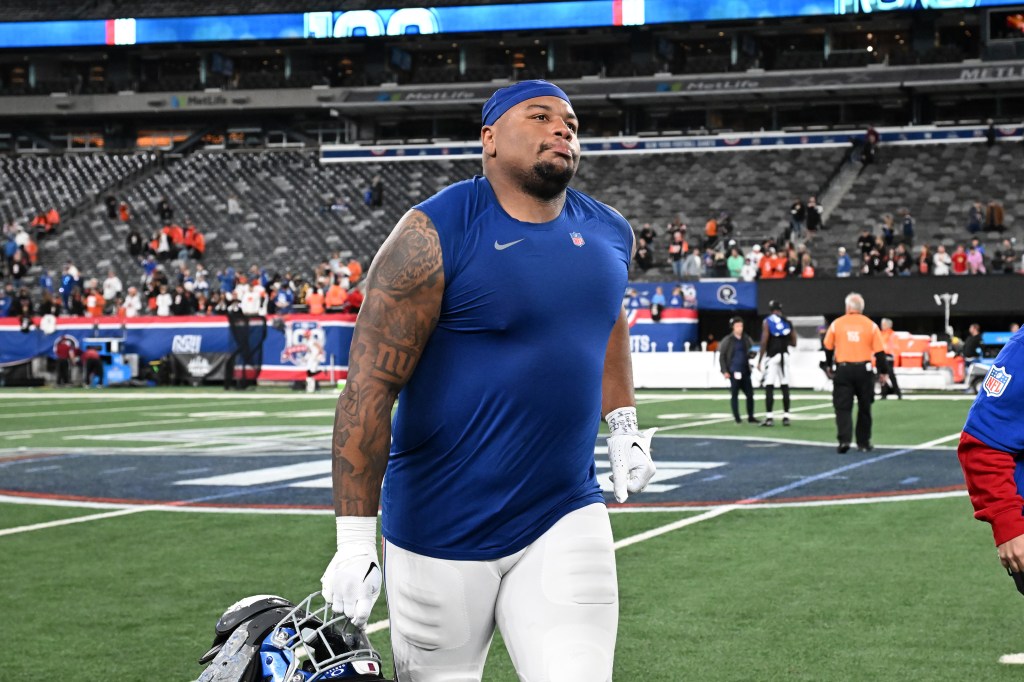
[494,239,525,251]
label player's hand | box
[998,535,1024,573]
[608,428,657,503]
[321,519,381,628]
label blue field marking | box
[739,441,954,504]
[0,436,967,510]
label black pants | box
[880,353,901,398]
[729,373,755,421]
[833,363,875,446]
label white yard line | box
[0,506,162,537]
[655,400,834,431]
[0,398,275,421]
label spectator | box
[788,198,805,241]
[917,244,931,275]
[951,244,969,275]
[638,222,657,244]
[900,208,914,247]
[9,251,28,287]
[118,201,131,223]
[667,230,686,278]
[996,238,1017,274]
[102,270,123,303]
[985,119,996,147]
[171,283,196,315]
[67,289,85,316]
[726,246,744,278]
[805,196,823,237]
[635,237,654,272]
[759,246,786,279]
[967,201,984,235]
[836,246,852,278]
[703,213,718,250]
[84,286,106,317]
[45,207,60,235]
[155,284,172,316]
[718,211,734,241]
[38,269,55,295]
[681,246,703,280]
[967,245,986,275]
[105,195,117,220]
[0,283,13,317]
[343,286,364,314]
[748,243,764,271]
[985,200,1005,232]
[894,244,912,276]
[126,227,144,258]
[37,290,59,316]
[864,124,880,163]
[305,286,325,315]
[325,278,348,312]
[800,253,815,278]
[880,213,895,247]
[369,174,384,207]
[190,229,206,261]
[857,227,875,260]
[740,256,758,282]
[30,211,48,238]
[122,286,143,318]
[270,282,294,314]
[933,244,952,276]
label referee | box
[823,292,890,453]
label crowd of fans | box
[0,193,366,322]
[632,197,1018,281]
[1,180,1019,323]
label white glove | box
[321,516,381,628]
[605,407,657,503]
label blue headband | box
[481,80,572,126]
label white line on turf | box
[0,506,157,537]
[655,400,833,431]
[999,653,1024,665]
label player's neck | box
[486,173,566,223]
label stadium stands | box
[5,137,1022,305]
[828,143,1024,246]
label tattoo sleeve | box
[331,209,444,517]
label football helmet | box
[196,591,392,682]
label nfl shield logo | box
[983,365,1012,398]
[570,231,585,247]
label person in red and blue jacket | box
[957,327,1024,585]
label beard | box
[516,157,577,201]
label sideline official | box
[823,292,889,453]
[719,316,757,424]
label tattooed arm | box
[331,209,444,518]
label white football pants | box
[763,353,790,387]
[383,502,618,682]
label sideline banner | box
[0,308,697,372]
[169,352,233,385]
[0,314,357,381]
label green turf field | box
[1,388,1017,681]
